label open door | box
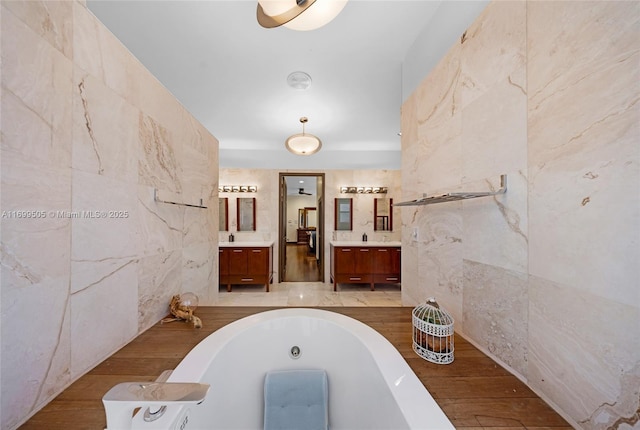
[279,173,325,283]
[315,175,324,281]
[279,175,288,282]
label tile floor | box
[216,282,402,307]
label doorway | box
[279,173,325,283]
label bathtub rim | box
[164,308,454,429]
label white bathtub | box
[123,308,454,429]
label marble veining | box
[77,77,103,174]
[1,2,219,428]
[463,260,528,376]
[401,2,639,428]
[138,112,181,193]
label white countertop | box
[330,241,401,247]
[220,241,274,247]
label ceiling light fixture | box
[285,117,322,156]
[257,0,348,31]
[287,71,312,90]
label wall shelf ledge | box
[394,175,507,207]
[154,189,207,209]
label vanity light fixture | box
[339,186,387,194]
[257,0,348,31]
[285,117,322,156]
[219,185,258,193]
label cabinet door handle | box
[378,249,388,252]
[252,250,262,253]
[386,277,399,281]
[360,249,369,252]
[241,278,254,281]
[233,249,243,253]
[341,249,351,252]
[349,277,361,281]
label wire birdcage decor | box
[412,297,454,364]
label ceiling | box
[87,1,487,170]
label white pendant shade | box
[285,133,322,155]
[257,0,348,31]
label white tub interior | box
[127,309,454,430]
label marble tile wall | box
[400,1,639,428]
[219,168,401,285]
[0,2,218,428]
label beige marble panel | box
[462,171,528,273]
[182,242,216,305]
[73,70,139,181]
[1,2,220,427]
[528,275,640,429]
[130,69,185,136]
[137,185,184,257]
[183,205,216,247]
[400,95,421,202]
[73,2,144,108]
[138,250,182,332]
[527,2,638,114]
[70,171,138,293]
[414,42,462,130]
[178,112,218,206]
[71,0,105,80]
[459,0,526,110]
[415,112,462,193]
[2,1,73,59]
[0,277,71,430]
[461,80,527,183]
[1,89,69,169]
[1,6,73,168]
[0,151,71,289]
[400,144,421,202]
[407,43,464,193]
[463,260,528,376]
[527,1,640,304]
[415,204,463,322]
[400,205,420,306]
[70,262,138,376]
[139,112,182,193]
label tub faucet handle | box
[102,382,209,430]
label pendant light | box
[285,117,322,156]
[257,0,348,31]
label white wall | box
[0,3,219,428]
[400,2,639,428]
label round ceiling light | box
[285,117,322,156]
[287,71,312,90]
[257,0,348,31]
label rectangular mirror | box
[305,207,317,228]
[219,198,228,231]
[374,197,392,231]
[237,197,256,231]
[335,198,352,231]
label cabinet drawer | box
[335,274,372,284]
[374,274,401,284]
[228,275,268,285]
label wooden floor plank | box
[20,307,569,429]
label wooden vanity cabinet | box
[330,245,400,291]
[372,247,401,285]
[219,245,273,292]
